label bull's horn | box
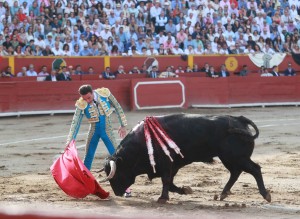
[98,160,116,183]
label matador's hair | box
[78,84,93,95]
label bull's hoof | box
[264,191,271,202]
[220,190,233,201]
[157,197,168,204]
[182,186,193,194]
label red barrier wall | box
[1,55,300,114]
[0,80,131,113]
[0,57,9,70]
[1,76,300,113]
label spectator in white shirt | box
[171,43,184,55]
[34,35,46,50]
[146,46,159,55]
[26,64,38,76]
[99,26,112,41]
[52,41,64,56]
[184,45,196,55]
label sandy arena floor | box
[0,107,299,218]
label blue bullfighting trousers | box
[84,115,115,170]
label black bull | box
[102,114,271,203]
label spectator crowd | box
[0,0,300,57]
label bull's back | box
[155,114,255,163]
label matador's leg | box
[84,123,100,170]
[99,115,117,155]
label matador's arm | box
[66,98,86,144]
[108,92,127,127]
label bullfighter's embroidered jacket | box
[66,87,127,144]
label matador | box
[66,84,127,170]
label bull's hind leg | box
[240,158,271,202]
[219,160,242,201]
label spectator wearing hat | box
[114,3,123,18]
[128,3,138,17]
[99,26,112,41]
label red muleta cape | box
[50,140,109,199]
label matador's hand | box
[118,126,127,138]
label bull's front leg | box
[158,175,171,204]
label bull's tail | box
[228,116,259,139]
